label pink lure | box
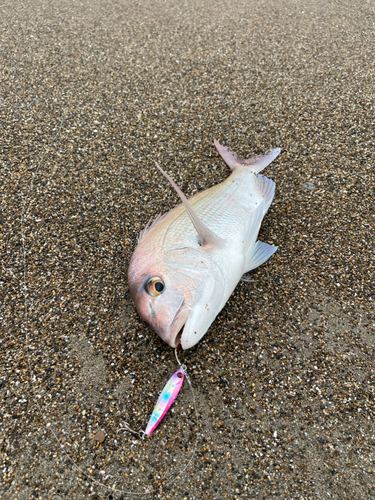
[145,368,185,435]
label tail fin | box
[214,139,280,174]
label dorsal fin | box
[242,201,278,272]
[137,213,166,243]
[254,174,275,212]
[154,161,224,247]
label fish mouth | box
[168,303,191,348]
[175,325,184,348]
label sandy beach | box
[1,0,374,498]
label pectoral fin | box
[154,161,225,247]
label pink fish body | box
[128,140,280,349]
[145,368,185,435]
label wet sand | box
[1,0,374,498]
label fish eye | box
[146,277,165,296]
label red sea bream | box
[128,140,280,349]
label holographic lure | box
[119,350,187,438]
[145,367,185,435]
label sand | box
[1,0,374,498]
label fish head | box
[128,245,225,349]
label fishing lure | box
[120,349,187,437]
[145,367,185,435]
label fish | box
[128,139,280,350]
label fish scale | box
[163,167,264,248]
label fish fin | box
[243,201,277,270]
[254,174,275,212]
[137,213,165,243]
[154,161,225,247]
[245,241,278,273]
[243,201,266,258]
[214,138,281,174]
[240,274,255,282]
[213,139,240,171]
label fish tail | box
[214,139,280,173]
